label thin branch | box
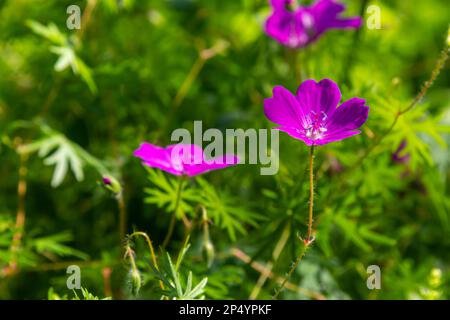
[3,144,28,277]
[353,46,449,168]
[231,248,324,300]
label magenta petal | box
[166,144,204,166]
[312,0,361,31]
[135,142,240,177]
[184,155,240,176]
[329,17,362,29]
[133,143,175,171]
[296,79,341,116]
[264,86,309,129]
[264,79,369,146]
[265,11,298,47]
[312,0,346,18]
[328,97,369,133]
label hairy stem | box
[272,243,309,299]
[272,145,316,298]
[306,145,315,244]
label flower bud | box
[129,268,141,296]
[202,240,215,268]
[102,175,122,195]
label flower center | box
[304,111,328,140]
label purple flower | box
[133,143,239,177]
[392,140,410,164]
[264,78,369,146]
[265,0,362,48]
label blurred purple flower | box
[392,140,410,164]
[102,177,112,185]
[133,143,239,177]
[264,78,369,146]
[265,0,362,48]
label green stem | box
[306,145,315,244]
[129,231,164,290]
[117,193,127,244]
[287,48,302,84]
[341,0,369,85]
[273,242,309,299]
[162,176,185,248]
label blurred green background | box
[0,0,449,299]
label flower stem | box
[173,57,206,110]
[3,148,28,277]
[162,176,185,248]
[287,48,302,84]
[272,242,309,299]
[129,231,164,290]
[231,248,325,300]
[272,145,316,298]
[117,193,127,244]
[78,0,97,41]
[306,145,315,244]
[341,0,369,85]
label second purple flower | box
[265,0,362,48]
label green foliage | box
[27,20,97,93]
[17,123,110,187]
[146,240,208,300]
[144,169,262,240]
[0,0,448,300]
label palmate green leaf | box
[144,168,197,218]
[152,242,207,300]
[330,206,396,252]
[26,20,66,46]
[422,170,450,228]
[334,213,372,252]
[51,46,76,72]
[31,232,89,260]
[18,125,109,187]
[27,20,97,94]
[374,95,448,170]
[194,178,262,241]
[20,134,83,187]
